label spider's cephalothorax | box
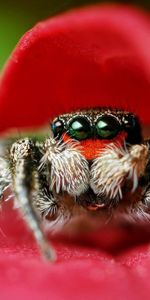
[0,107,150,261]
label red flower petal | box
[1,5,150,299]
[1,201,150,300]
[0,4,150,132]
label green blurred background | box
[0,0,149,70]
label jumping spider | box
[0,107,150,261]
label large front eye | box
[51,119,64,137]
[96,115,121,139]
[68,117,91,140]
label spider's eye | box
[51,119,64,137]
[68,117,91,140]
[123,115,142,144]
[96,115,121,139]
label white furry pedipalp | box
[40,138,89,196]
[90,143,149,199]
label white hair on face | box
[40,138,89,196]
[90,143,149,200]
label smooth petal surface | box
[1,201,150,300]
[0,5,150,131]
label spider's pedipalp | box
[90,143,149,204]
[10,138,56,261]
[42,137,89,196]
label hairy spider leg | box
[10,138,56,261]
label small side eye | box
[123,115,142,144]
[96,115,121,139]
[68,117,91,140]
[51,119,64,138]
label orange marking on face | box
[63,132,127,160]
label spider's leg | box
[10,138,56,261]
[0,157,11,201]
[125,139,150,222]
[140,139,150,185]
[0,139,13,202]
[34,169,59,220]
[139,139,150,210]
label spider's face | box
[51,108,142,160]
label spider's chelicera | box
[0,107,150,261]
